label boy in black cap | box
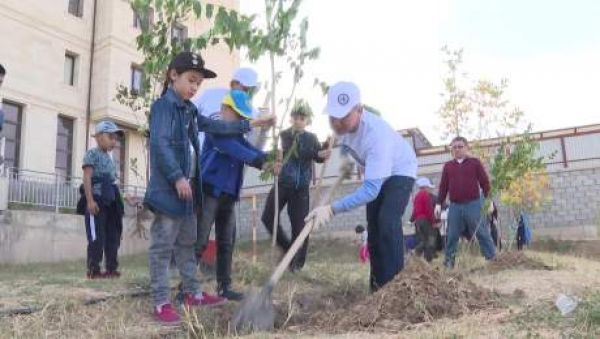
[146,51,274,324]
[261,100,331,272]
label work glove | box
[434,204,441,219]
[305,205,334,230]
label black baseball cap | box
[169,52,217,79]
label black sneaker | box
[217,285,244,301]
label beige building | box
[0,0,239,187]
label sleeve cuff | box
[167,171,185,185]
[241,120,252,133]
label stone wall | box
[236,165,600,242]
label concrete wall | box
[1,163,597,264]
[0,205,151,264]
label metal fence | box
[6,168,146,212]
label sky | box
[240,0,600,145]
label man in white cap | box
[192,67,266,149]
[306,81,417,292]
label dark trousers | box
[517,224,525,251]
[196,193,237,288]
[261,184,310,270]
[490,220,502,250]
[367,176,414,292]
[415,219,437,262]
[85,200,122,273]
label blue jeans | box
[366,175,414,292]
[444,198,496,268]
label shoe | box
[154,303,181,324]
[217,285,244,301]
[86,270,104,279]
[103,271,121,279]
[183,292,227,307]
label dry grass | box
[1,238,600,338]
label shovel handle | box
[266,167,347,287]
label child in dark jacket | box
[195,90,268,301]
[145,52,275,325]
[261,102,331,272]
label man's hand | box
[488,201,495,214]
[87,200,100,215]
[175,178,193,201]
[318,149,332,160]
[250,113,276,128]
[434,204,441,219]
[305,205,334,229]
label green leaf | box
[205,3,214,18]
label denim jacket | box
[279,128,325,188]
[144,88,251,217]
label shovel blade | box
[232,287,276,333]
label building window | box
[133,7,154,29]
[55,116,74,178]
[112,133,127,185]
[2,101,23,169]
[64,52,78,86]
[171,23,188,45]
[68,0,83,17]
[130,65,144,95]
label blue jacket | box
[201,134,266,200]
[144,88,251,217]
[279,128,326,188]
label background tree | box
[437,46,554,249]
[115,0,260,183]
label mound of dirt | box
[486,251,551,272]
[306,259,498,332]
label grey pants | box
[196,193,237,288]
[149,212,201,306]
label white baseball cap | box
[324,81,361,119]
[232,67,258,87]
[416,177,435,189]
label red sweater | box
[437,157,490,204]
[412,190,435,224]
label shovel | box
[232,160,353,333]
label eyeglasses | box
[451,145,465,149]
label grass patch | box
[513,291,600,338]
[1,236,600,338]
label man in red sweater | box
[411,177,437,262]
[434,136,496,268]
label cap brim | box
[323,104,351,119]
[201,68,217,79]
[93,130,124,137]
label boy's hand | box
[87,200,100,215]
[251,114,276,128]
[318,149,331,160]
[175,178,193,201]
[434,204,441,219]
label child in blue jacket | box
[195,89,268,301]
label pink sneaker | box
[154,303,181,324]
[183,292,227,307]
